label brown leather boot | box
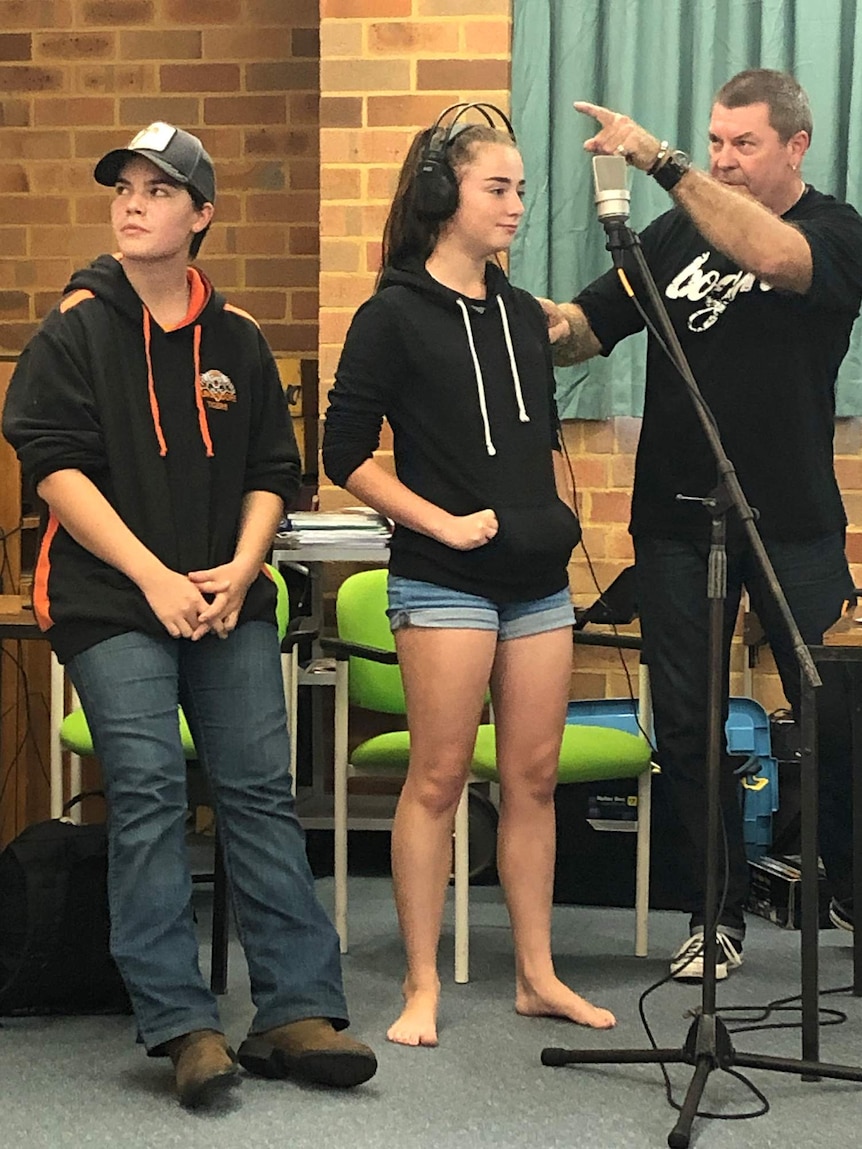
[165,1029,240,1109]
[237,1018,377,1088]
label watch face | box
[654,149,691,190]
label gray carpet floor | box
[2,876,861,1149]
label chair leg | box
[453,783,470,983]
[210,823,229,994]
[634,768,651,957]
[50,654,65,819]
[69,753,83,822]
[333,657,349,954]
[633,662,654,957]
[281,645,299,799]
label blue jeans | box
[68,621,347,1052]
[635,532,855,937]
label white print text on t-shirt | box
[665,251,773,332]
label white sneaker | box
[670,929,743,981]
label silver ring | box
[615,143,628,157]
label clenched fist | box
[436,509,499,551]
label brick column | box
[318,0,512,507]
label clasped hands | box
[141,557,258,641]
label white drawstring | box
[456,297,496,456]
[496,295,530,423]
[455,293,531,457]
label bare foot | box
[516,977,616,1029]
[386,980,440,1047]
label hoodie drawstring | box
[456,297,496,457]
[455,294,531,458]
[142,308,167,457]
[192,325,214,457]
[496,295,530,424]
[142,311,213,458]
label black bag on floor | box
[0,792,131,1016]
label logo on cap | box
[127,122,178,153]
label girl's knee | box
[500,761,558,806]
[404,769,467,818]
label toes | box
[387,1032,418,1047]
[386,1017,437,1047]
[392,1027,436,1046]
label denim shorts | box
[386,576,575,641]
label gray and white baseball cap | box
[94,121,216,204]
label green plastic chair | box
[57,562,292,993]
[322,567,654,984]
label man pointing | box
[543,70,862,979]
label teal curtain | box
[510,0,862,418]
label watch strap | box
[652,149,691,192]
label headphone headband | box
[414,102,517,222]
[428,102,516,152]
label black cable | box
[0,524,22,594]
[0,641,51,803]
[558,431,655,748]
[719,982,850,1037]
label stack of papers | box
[276,507,391,548]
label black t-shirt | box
[576,186,862,541]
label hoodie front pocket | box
[491,500,582,566]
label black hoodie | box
[3,254,300,662]
[323,260,581,602]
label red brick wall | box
[0,0,320,357]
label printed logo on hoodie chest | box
[200,369,236,410]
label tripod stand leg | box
[734,1050,862,1080]
[540,1046,685,1067]
[668,1056,711,1149]
[667,1014,735,1148]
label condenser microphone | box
[591,154,630,224]
[591,154,634,266]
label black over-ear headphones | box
[413,102,517,222]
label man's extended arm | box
[574,100,813,294]
[662,166,810,292]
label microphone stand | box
[541,219,862,1148]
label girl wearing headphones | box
[323,110,616,1047]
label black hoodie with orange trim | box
[2,254,300,662]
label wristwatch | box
[651,148,691,192]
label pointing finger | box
[573,101,613,124]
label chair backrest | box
[263,562,290,641]
[335,568,406,715]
